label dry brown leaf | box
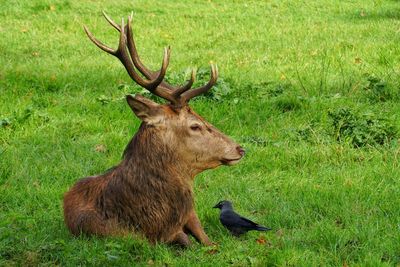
[256,237,266,245]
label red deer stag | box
[63,12,244,247]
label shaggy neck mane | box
[100,123,193,233]
[121,123,185,181]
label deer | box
[63,12,245,247]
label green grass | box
[1,0,400,266]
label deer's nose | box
[237,146,245,157]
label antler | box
[84,12,218,107]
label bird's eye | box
[190,124,202,131]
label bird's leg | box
[170,231,192,247]
[184,211,213,246]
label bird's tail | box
[256,225,272,231]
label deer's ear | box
[126,95,165,125]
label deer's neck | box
[101,124,194,231]
[121,123,195,183]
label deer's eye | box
[190,124,202,131]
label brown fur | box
[63,97,243,246]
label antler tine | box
[84,25,117,55]
[172,69,196,98]
[180,64,218,104]
[117,18,172,94]
[115,18,159,89]
[102,11,121,32]
[126,14,191,93]
[99,12,165,84]
[124,12,213,101]
[121,14,179,93]
[126,14,157,80]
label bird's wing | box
[220,210,240,227]
[237,215,259,228]
[221,210,257,229]
[239,215,270,231]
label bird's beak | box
[213,204,218,208]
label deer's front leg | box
[184,210,212,246]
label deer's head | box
[84,12,244,174]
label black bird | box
[213,200,271,236]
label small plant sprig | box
[328,107,397,147]
[362,75,396,102]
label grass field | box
[1,0,400,266]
